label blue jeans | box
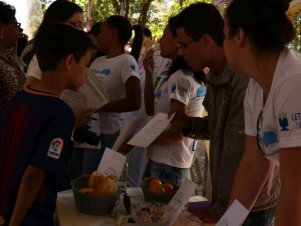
[243,207,275,226]
[82,131,120,174]
[143,160,190,186]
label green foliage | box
[148,0,213,41]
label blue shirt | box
[0,90,74,226]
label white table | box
[55,189,213,226]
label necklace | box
[27,85,59,96]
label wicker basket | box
[71,176,119,215]
[141,178,178,204]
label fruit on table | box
[148,178,165,194]
[79,171,118,196]
[162,182,175,195]
[148,178,176,195]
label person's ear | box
[234,28,246,47]
[202,34,213,46]
[64,54,75,71]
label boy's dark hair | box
[105,15,132,46]
[35,23,92,72]
[175,2,224,47]
[0,1,16,24]
[226,0,295,52]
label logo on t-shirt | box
[171,84,177,93]
[130,64,136,71]
[47,138,64,159]
[196,86,206,97]
[278,112,290,131]
[100,69,111,76]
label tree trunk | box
[87,0,93,30]
[138,0,154,26]
[112,0,120,15]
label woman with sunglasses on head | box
[223,0,301,225]
[24,0,84,87]
[0,1,25,113]
[142,16,206,186]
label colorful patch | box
[47,138,64,159]
[278,112,289,131]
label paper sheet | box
[127,112,175,148]
[60,68,109,111]
[112,117,148,150]
[167,179,197,226]
[96,148,127,179]
[216,200,249,226]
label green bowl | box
[71,176,119,215]
[140,178,178,204]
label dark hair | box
[24,0,83,65]
[105,15,132,46]
[87,22,102,36]
[175,2,224,47]
[35,23,91,72]
[143,27,152,40]
[226,0,295,52]
[0,1,16,24]
[166,16,205,84]
[131,24,144,61]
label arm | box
[97,76,141,113]
[143,49,155,116]
[228,135,272,210]
[275,147,301,226]
[9,166,45,226]
[152,99,185,145]
[171,111,209,140]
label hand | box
[143,49,154,76]
[192,209,216,223]
[170,111,192,129]
[74,107,94,128]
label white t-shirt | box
[147,70,206,168]
[89,53,140,134]
[27,55,41,79]
[244,48,301,166]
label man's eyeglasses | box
[176,40,195,49]
[256,110,265,155]
[66,21,83,30]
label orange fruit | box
[162,182,174,195]
[148,178,165,194]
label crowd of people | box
[0,0,300,225]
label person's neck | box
[107,45,124,58]
[29,72,67,96]
[248,51,280,101]
[208,48,227,76]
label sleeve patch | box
[47,138,64,159]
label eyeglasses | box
[256,110,265,155]
[66,21,83,30]
[16,22,21,28]
[176,40,195,49]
